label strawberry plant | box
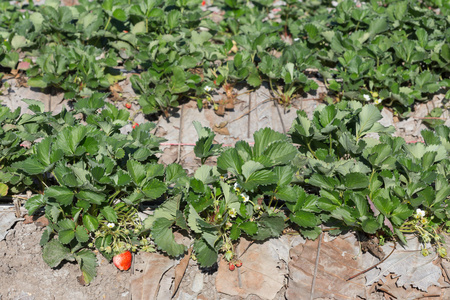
[288,102,450,248]
[16,98,167,283]
[144,121,297,266]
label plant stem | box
[306,141,319,160]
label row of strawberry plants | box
[1,96,448,283]
[1,0,449,118]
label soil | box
[0,221,131,300]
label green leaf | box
[187,204,202,234]
[14,157,46,175]
[217,148,243,175]
[143,195,181,229]
[25,194,46,215]
[46,186,74,206]
[76,190,105,205]
[151,217,186,257]
[290,211,319,228]
[343,173,369,189]
[362,218,380,234]
[194,238,218,267]
[253,128,287,158]
[253,215,284,241]
[75,250,97,285]
[262,141,297,166]
[356,105,382,138]
[0,183,8,197]
[127,160,146,186]
[113,8,127,21]
[165,163,186,183]
[75,225,90,243]
[368,18,388,36]
[309,174,338,190]
[239,222,258,235]
[42,240,75,268]
[191,31,212,45]
[58,219,76,230]
[142,179,167,200]
[300,227,322,240]
[242,161,265,179]
[59,229,75,244]
[101,206,118,223]
[83,214,99,231]
[194,165,217,184]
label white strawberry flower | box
[107,223,115,228]
[234,182,241,191]
[363,94,370,101]
[415,208,426,219]
[374,98,382,105]
[241,193,250,203]
[204,86,212,92]
[229,208,237,218]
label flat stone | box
[191,273,204,293]
[0,211,21,241]
[175,291,197,300]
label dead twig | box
[229,98,276,123]
[347,241,397,281]
[176,105,184,164]
[415,117,447,120]
[310,231,323,300]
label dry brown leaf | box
[35,215,49,227]
[216,238,286,300]
[109,83,123,102]
[286,236,366,300]
[130,252,175,300]
[17,61,30,70]
[214,104,225,116]
[213,122,230,135]
[172,247,192,297]
[23,215,34,224]
[374,274,441,299]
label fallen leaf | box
[216,238,286,300]
[286,235,366,300]
[17,61,30,70]
[35,215,49,227]
[109,83,123,102]
[130,252,175,300]
[23,215,34,224]
[365,238,441,292]
[172,247,192,297]
[375,274,424,299]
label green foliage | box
[2,0,447,118]
[1,0,449,283]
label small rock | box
[176,291,197,300]
[380,108,394,127]
[191,273,204,293]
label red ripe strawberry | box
[213,80,217,85]
[229,262,235,271]
[113,251,132,271]
[235,261,242,268]
[202,0,206,6]
[125,103,132,109]
[123,30,129,33]
[132,122,139,129]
